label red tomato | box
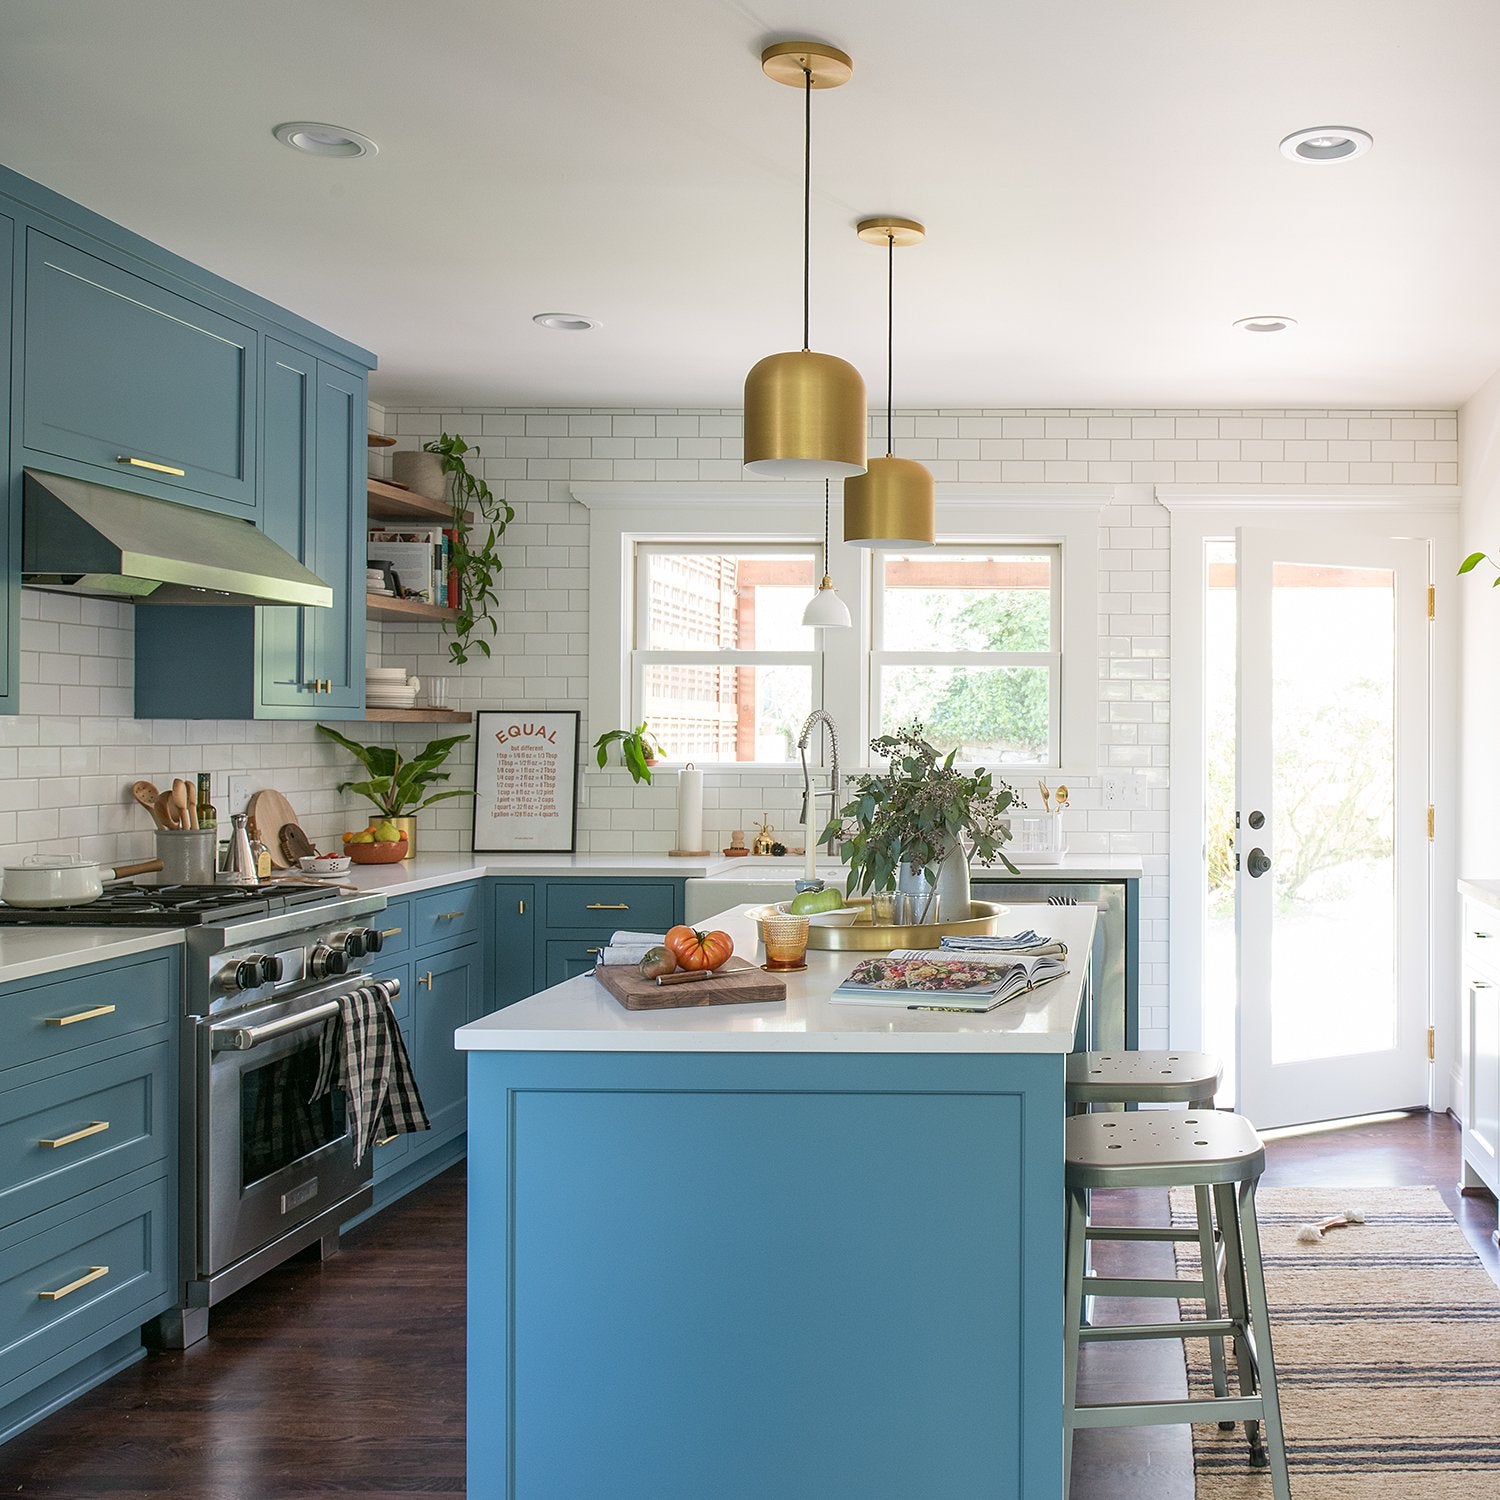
[664,924,734,971]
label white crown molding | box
[1155,483,1461,513]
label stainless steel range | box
[13,882,400,1348]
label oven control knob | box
[309,944,348,980]
[223,958,262,992]
[360,926,384,955]
[257,954,284,985]
[331,928,367,959]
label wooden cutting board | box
[246,789,300,869]
[594,957,787,1010]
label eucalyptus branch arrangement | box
[423,432,515,665]
[825,724,1020,896]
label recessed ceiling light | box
[1233,315,1298,334]
[532,313,599,332]
[1279,125,1372,164]
[272,121,378,159]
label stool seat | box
[1065,1110,1265,1190]
[1066,1049,1222,1106]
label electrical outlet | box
[1101,772,1148,811]
[225,774,257,818]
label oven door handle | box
[212,999,342,1052]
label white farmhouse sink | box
[684,865,849,924]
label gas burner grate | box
[0,881,344,927]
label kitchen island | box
[457,901,1096,1500]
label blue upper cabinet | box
[134,338,366,719]
[0,212,14,716]
[21,231,258,516]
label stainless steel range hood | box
[21,469,333,608]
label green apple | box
[790,887,843,915]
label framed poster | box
[472,710,580,853]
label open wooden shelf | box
[365,592,457,623]
[366,477,457,525]
[364,708,472,724]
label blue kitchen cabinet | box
[0,949,179,1447]
[0,210,13,716]
[131,338,367,718]
[20,230,258,516]
[489,882,537,1009]
[411,944,481,1145]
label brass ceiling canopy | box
[743,40,867,480]
[844,217,935,548]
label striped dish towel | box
[939,930,1068,957]
[313,980,430,1166]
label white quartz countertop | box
[1458,878,1500,913]
[457,900,1096,1055]
[0,927,185,986]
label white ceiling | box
[4,0,1500,411]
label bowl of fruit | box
[342,821,410,864]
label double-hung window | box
[871,546,1060,766]
[632,544,822,764]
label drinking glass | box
[761,912,810,970]
[870,891,897,926]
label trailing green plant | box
[423,432,515,665]
[1460,550,1500,587]
[317,725,474,818]
[825,723,1020,896]
[592,722,665,785]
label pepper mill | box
[224,812,258,886]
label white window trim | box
[576,482,1104,776]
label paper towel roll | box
[675,763,704,852]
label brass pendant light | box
[743,42,867,479]
[843,217,935,548]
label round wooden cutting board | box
[246,789,300,868]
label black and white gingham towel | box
[313,980,430,1166]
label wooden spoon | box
[171,780,193,829]
[132,781,167,827]
[155,789,183,830]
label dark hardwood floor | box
[1,1112,1494,1499]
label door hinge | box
[1427,804,1435,841]
[1427,584,1435,621]
[1427,1024,1436,1062]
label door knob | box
[1246,847,1272,878]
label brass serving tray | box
[747,899,1009,952]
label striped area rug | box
[1168,1185,1500,1497]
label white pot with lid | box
[0,854,164,908]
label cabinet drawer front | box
[372,898,411,958]
[544,939,609,990]
[412,886,480,950]
[22,232,257,511]
[1,954,175,1081]
[0,1042,173,1227]
[0,1172,171,1390]
[545,881,677,933]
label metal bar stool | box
[1062,1110,1291,1500]
[1065,1050,1231,1410]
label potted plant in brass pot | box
[317,726,473,857]
[826,723,1019,923]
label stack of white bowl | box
[366,666,418,708]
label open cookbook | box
[829,947,1068,1010]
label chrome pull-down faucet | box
[796,710,842,856]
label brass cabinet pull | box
[376,1133,398,1148]
[518,898,525,915]
[417,971,433,989]
[45,1004,117,1028]
[321,679,332,694]
[585,947,601,956]
[40,1120,110,1150]
[380,927,403,938]
[39,1265,109,1301]
[435,910,466,920]
[116,455,185,476]
[585,902,629,910]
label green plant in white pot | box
[826,723,1019,923]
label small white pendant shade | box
[802,574,852,629]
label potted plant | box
[826,723,1019,922]
[421,433,516,666]
[592,722,666,785]
[317,726,474,857]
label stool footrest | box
[1085,1225,1205,1243]
[1080,1316,1238,1344]
[1083,1274,1222,1298]
[1071,1395,1264,1430]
